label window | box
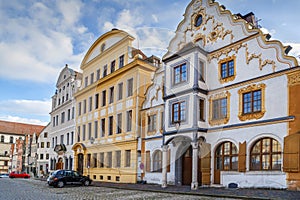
[72,107,75,119]
[96,69,100,80]
[101,118,105,137]
[77,126,81,142]
[10,136,13,143]
[60,135,64,144]
[111,60,115,73]
[109,116,113,136]
[88,122,92,140]
[250,138,282,171]
[47,142,50,148]
[119,55,124,68]
[212,98,227,120]
[95,94,99,109]
[40,154,44,160]
[83,99,87,114]
[90,73,94,84]
[0,136,4,142]
[172,101,186,123]
[41,142,44,148]
[46,154,49,159]
[148,114,157,132]
[199,99,205,121]
[67,109,71,121]
[199,60,205,82]
[71,132,74,145]
[209,92,230,125]
[61,112,65,124]
[127,78,133,97]
[125,150,131,167]
[53,117,55,127]
[219,56,236,83]
[107,152,112,168]
[100,152,104,168]
[93,153,97,168]
[87,154,91,168]
[44,132,48,138]
[195,14,203,27]
[94,121,98,138]
[89,96,92,112]
[118,83,123,100]
[84,76,88,87]
[117,113,122,134]
[109,87,114,104]
[78,102,82,116]
[153,150,162,172]
[215,142,238,171]
[115,150,121,168]
[127,110,132,132]
[102,90,106,106]
[67,133,69,145]
[103,65,107,77]
[174,63,187,84]
[238,83,266,121]
[82,124,86,141]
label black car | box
[48,170,92,188]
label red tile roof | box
[0,120,45,136]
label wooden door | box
[182,146,192,185]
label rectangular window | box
[127,78,133,97]
[243,90,262,114]
[172,101,186,123]
[103,65,107,77]
[111,60,115,73]
[77,126,80,142]
[161,112,164,130]
[82,124,86,141]
[56,115,58,126]
[85,76,88,87]
[46,154,49,159]
[61,112,65,124]
[125,150,131,167]
[115,150,121,168]
[83,99,87,114]
[71,132,74,145]
[199,60,205,82]
[93,153,97,168]
[119,55,124,68]
[67,109,71,121]
[41,142,44,148]
[90,73,94,84]
[109,87,114,104]
[100,152,104,168]
[109,116,113,135]
[148,114,157,132]
[221,59,234,79]
[9,136,13,143]
[67,133,69,145]
[60,135,64,144]
[199,99,205,121]
[102,90,106,106]
[107,152,112,168]
[88,122,92,140]
[101,118,105,137]
[53,117,55,127]
[78,102,82,116]
[212,98,227,120]
[95,93,99,109]
[174,63,187,84]
[118,82,123,100]
[87,154,91,168]
[117,113,122,134]
[40,154,44,160]
[52,138,54,148]
[94,121,98,139]
[47,142,50,148]
[127,110,132,132]
[72,107,75,119]
[89,96,92,112]
[96,69,100,80]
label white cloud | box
[0,99,51,116]
[0,115,48,126]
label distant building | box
[0,120,44,174]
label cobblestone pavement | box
[0,178,231,200]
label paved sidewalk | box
[92,181,300,200]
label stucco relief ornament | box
[193,0,202,11]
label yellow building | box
[72,29,158,183]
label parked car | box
[48,170,92,188]
[0,173,9,178]
[9,171,30,178]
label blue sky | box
[0,0,299,125]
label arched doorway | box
[77,153,84,174]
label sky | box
[0,0,299,126]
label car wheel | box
[83,180,90,186]
[57,181,65,188]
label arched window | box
[250,137,282,170]
[215,141,238,171]
[153,150,162,172]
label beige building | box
[72,29,159,183]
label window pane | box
[228,60,234,76]
[272,154,282,170]
[251,155,260,170]
[262,138,270,153]
[180,102,186,121]
[262,154,270,170]
[221,63,227,78]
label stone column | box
[191,141,199,190]
[161,145,169,188]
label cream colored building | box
[72,29,159,183]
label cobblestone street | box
[0,179,231,200]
